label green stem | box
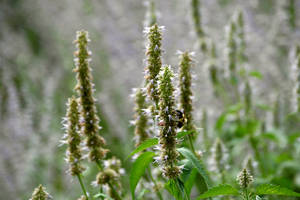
[77,174,89,200]
[96,160,103,170]
[187,134,196,154]
[95,160,104,200]
[175,178,190,200]
[147,167,163,200]
[245,188,249,200]
[108,182,122,200]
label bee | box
[158,109,186,128]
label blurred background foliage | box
[1,0,300,199]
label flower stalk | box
[73,30,108,162]
[158,65,181,179]
[133,88,149,146]
[30,185,51,200]
[144,24,163,111]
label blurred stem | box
[96,160,103,170]
[108,182,122,200]
[175,178,190,200]
[147,167,163,200]
[245,188,249,200]
[77,174,89,200]
[96,161,104,200]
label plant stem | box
[147,167,163,200]
[245,188,249,200]
[187,134,196,154]
[96,160,103,170]
[175,178,190,200]
[77,174,89,200]
[108,182,122,200]
[95,160,104,200]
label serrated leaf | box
[177,148,210,192]
[196,185,239,199]
[256,184,300,197]
[126,138,158,160]
[130,151,155,199]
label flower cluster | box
[178,51,195,132]
[144,24,163,110]
[158,65,181,179]
[133,88,149,146]
[211,138,228,175]
[64,96,85,176]
[96,157,124,199]
[77,196,87,200]
[30,185,50,200]
[73,30,108,162]
[237,168,253,189]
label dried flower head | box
[133,88,149,146]
[286,0,296,30]
[64,96,85,176]
[178,51,195,132]
[244,81,252,115]
[77,196,87,200]
[191,0,206,52]
[208,42,219,88]
[144,24,163,110]
[96,168,119,185]
[235,10,247,63]
[96,156,124,197]
[30,185,50,200]
[158,65,181,179]
[237,168,253,189]
[243,156,256,176]
[73,30,108,162]
[226,20,237,82]
[212,138,228,173]
[103,156,124,175]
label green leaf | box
[215,113,227,131]
[184,168,197,195]
[126,138,158,160]
[196,185,239,199]
[256,184,300,197]
[176,131,194,138]
[177,148,210,191]
[130,151,156,199]
[165,179,183,200]
[249,70,263,79]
